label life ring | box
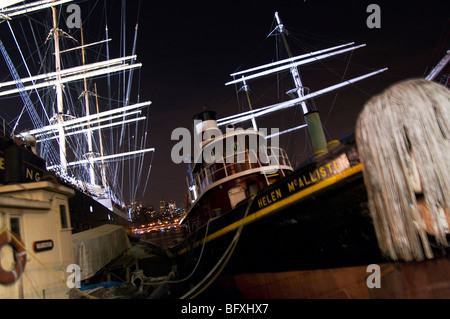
[0,231,27,285]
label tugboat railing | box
[193,147,292,195]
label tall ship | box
[0,0,154,233]
[170,13,450,298]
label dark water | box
[135,226,186,248]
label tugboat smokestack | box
[193,111,220,150]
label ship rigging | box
[0,0,154,216]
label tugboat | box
[170,13,450,299]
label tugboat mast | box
[273,12,328,156]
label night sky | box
[1,0,448,208]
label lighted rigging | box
[0,0,155,208]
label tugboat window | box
[228,186,247,209]
[59,205,68,229]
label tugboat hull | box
[171,138,387,297]
[171,78,450,299]
[171,137,450,298]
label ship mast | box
[51,5,68,172]
[239,77,258,130]
[273,12,328,156]
[80,25,96,185]
[94,83,108,190]
[222,13,387,152]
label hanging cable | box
[180,195,256,299]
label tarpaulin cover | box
[72,224,131,280]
